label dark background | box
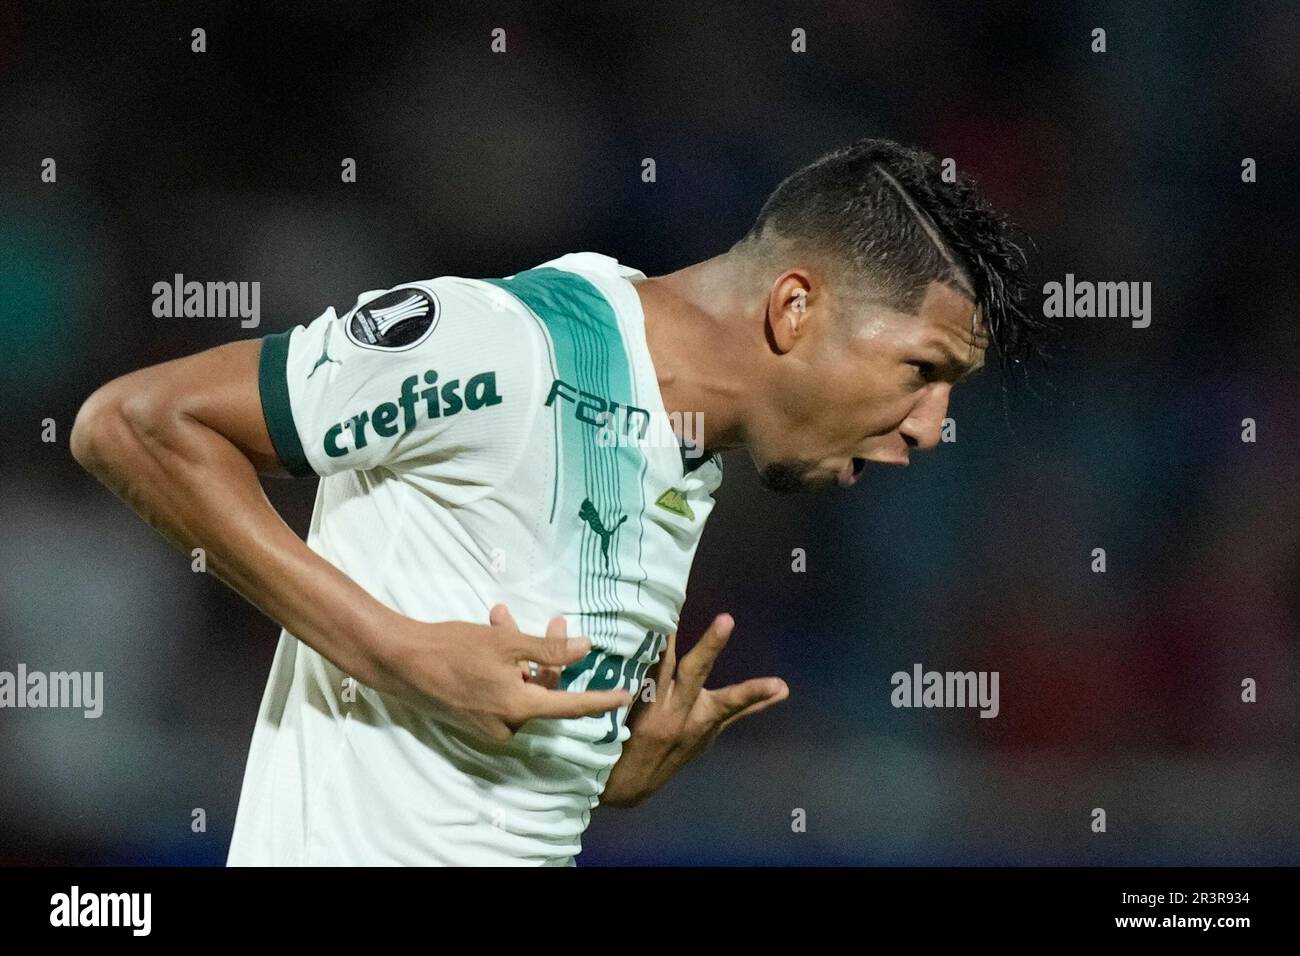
[1,0,1297,864]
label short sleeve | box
[258,279,541,483]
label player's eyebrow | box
[955,353,985,381]
[956,306,988,379]
[932,326,986,382]
[934,348,982,382]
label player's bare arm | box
[69,338,632,742]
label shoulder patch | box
[345,287,439,351]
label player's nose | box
[899,385,950,452]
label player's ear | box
[766,271,813,355]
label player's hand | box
[600,614,789,808]
[382,603,631,742]
[519,614,570,689]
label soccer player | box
[71,138,1041,865]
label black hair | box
[737,137,1050,377]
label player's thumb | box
[713,677,790,730]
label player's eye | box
[909,361,937,383]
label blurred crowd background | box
[1,1,1297,864]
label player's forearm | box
[70,384,400,689]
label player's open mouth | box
[838,457,867,488]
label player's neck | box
[634,253,766,455]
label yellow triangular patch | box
[655,488,694,520]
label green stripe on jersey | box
[483,268,647,655]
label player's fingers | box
[521,686,633,721]
[674,614,734,706]
[718,695,786,733]
[518,632,592,668]
[521,617,570,688]
[528,665,563,690]
[520,661,563,688]
[710,678,789,732]
[489,603,518,631]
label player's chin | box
[756,458,838,495]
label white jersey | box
[228,253,722,865]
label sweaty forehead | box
[842,279,985,358]
[920,280,977,340]
[916,280,985,347]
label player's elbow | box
[71,373,180,475]
[71,382,124,474]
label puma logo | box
[578,498,627,566]
[307,323,343,379]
